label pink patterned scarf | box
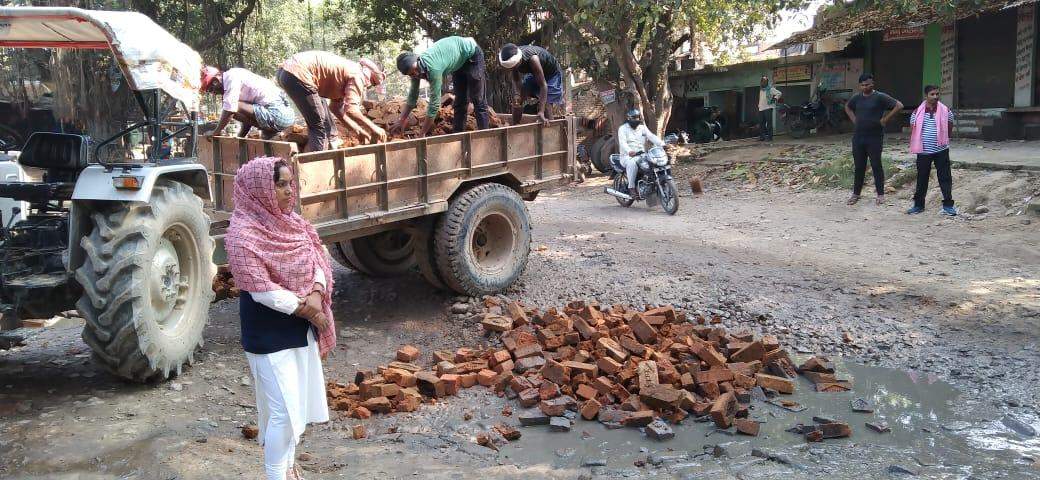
[910,101,950,154]
[225,156,336,356]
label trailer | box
[202,116,576,294]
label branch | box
[195,0,258,52]
[671,32,690,54]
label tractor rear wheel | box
[76,181,214,382]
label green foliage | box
[811,150,903,189]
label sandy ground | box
[1,140,1039,479]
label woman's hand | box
[293,291,326,329]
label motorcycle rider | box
[617,108,664,199]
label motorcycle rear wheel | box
[613,175,634,208]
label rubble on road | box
[326,299,858,445]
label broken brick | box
[709,392,737,429]
[539,381,561,400]
[361,397,392,414]
[694,367,735,385]
[628,314,658,344]
[646,419,675,440]
[493,423,522,441]
[619,335,647,356]
[352,424,366,440]
[549,416,572,432]
[576,384,598,401]
[636,361,660,392]
[454,347,476,363]
[395,345,420,362]
[561,361,598,378]
[481,315,513,332]
[540,359,569,385]
[819,422,852,439]
[692,343,727,367]
[518,409,550,426]
[459,373,478,388]
[798,356,835,374]
[801,371,838,385]
[816,382,852,393]
[734,418,760,436]
[519,388,541,407]
[436,361,458,376]
[241,425,259,439]
[440,374,460,396]
[416,372,447,398]
[597,337,629,362]
[512,342,543,359]
[432,350,454,363]
[755,373,795,394]
[492,359,515,375]
[489,350,512,367]
[622,410,655,427]
[596,356,622,375]
[476,369,497,387]
[593,376,616,396]
[506,301,529,326]
[539,397,572,416]
[640,384,682,410]
[514,356,546,373]
[729,340,765,363]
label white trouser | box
[246,330,329,480]
[622,154,641,190]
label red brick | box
[816,382,853,392]
[820,422,852,438]
[734,418,759,436]
[476,369,497,387]
[799,356,835,374]
[481,315,513,332]
[492,359,514,375]
[440,374,460,396]
[639,384,682,410]
[597,337,628,362]
[680,372,696,390]
[352,424,367,440]
[709,392,737,429]
[396,388,422,412]
[540,359,569,385]
[644,305,677,323]
[698,381,720,400]
[506,301,529,326]
[539,396,574,416]
[519,388,541,407]
[362,396,392,414]
[691,342,727,367]
[628,314,658,344]
[453,347,476,363]
[576,384,598,401]
[733,373,756,389]
[459,373,478,388]
[801,371,838,385]
[619,335,647,356]
[755,373,795,394]
[436,361,458,376]
[396,345,420,362]
[694,367,735,385]
[350,406,372,419]
[636,361,659,392]
[509,376,535,394]
[494,423,522,441]
[765,357,798,379]
[729,340,765,363]
[762,335,780,351]
[489,350,512,367]
[512,342,543,359]
[581,399,602,420]
[538,381,561,400]
[596,356,622,375]
[622,410,655,427]
[387,361,420,373]
[561,361,598,378]
[592,376,616,396]
[573,316,597,339]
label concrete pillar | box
[1014,3,1036,107]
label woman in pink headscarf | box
[225,156,335,480]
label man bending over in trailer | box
[391,36,490,137]
[276,52,388,152]
[201,66,296,139]
[498,43,564,126]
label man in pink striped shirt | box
[201,66,296,139]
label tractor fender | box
[68,163,211,273]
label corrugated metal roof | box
[771,0,1036,49]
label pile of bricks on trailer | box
[326,298,854,442]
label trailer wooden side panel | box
[203,117,574,243]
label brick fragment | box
[241,425,259,439]
[539,381,561,401]
[636,361,660,392]
[481,315,513,332]
[396,345,420,362]
[730,340,765,363]
[596,356,622,375]
[539,397,572,416]
[766,357,798,379]
[540,359,569,385]
[436,361,458,376]
[592,376,616,396]
[514,356,546,373]
[640,384,682,410]
[619,335,647,356]
[362,397,392,414]
[476,369,497,387]
[494,423,522,441]
[387,361,420,373]
[459,373,478,388]
[492,359,515,375]
[509,376,535,394]
[819,422,852,438]
[646,419,675,440]
[576,384,598,401]
[573,316,597,339]
[518,409,550,426]
[561,361,598,378]
[801,371,837,385]
[416,372,446,398]
[454,348,476,363]
[519,388,540,407]
[816,382,852,393]
[581,399,602,420]
[597,337,629,362]
[799,356,835,374]
[506,301,529,326]
[691,343,727,367]
[628,314,658,344]
[709,392,737,429]
[352,425,366,440]
[440,374,460,396]
[622,410,655,427]
[698,381,720,400]
[432,350,454,363]
[644,305,678,323]
[489,350,512,367]
[755,373,795,394]
[734,418,760,436]
[512,342,543,359]
[694,367,735,385]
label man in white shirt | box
[201,66,296,139]
[617,109,664,199]
[758,76,782,141]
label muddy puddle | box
[466,360,1040,478]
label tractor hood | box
[0,7,202,112]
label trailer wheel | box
[76,181,214,382]
[434,183,531,295]
[411,222,448,290]
[329,229,417,277]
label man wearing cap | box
[391,36,489,137]
[201,66,295,139]
[275,51,387,152]
[498,43,563,126]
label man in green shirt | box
[391,36,490,136]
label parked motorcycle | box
[604,133,681,215]
[779,95,849,139]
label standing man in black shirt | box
[499,43,564,126]
[844,73,903,206]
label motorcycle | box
[779,95,849,139]
[604,133,681,215]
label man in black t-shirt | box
[844,73,903,206]
[499,43,564,126]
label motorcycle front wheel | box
[660,179,679,215]
[789,119,809,139]
[613,175,635,208]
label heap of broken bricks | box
[325,299,855,444]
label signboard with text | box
[773,64,812,84]
[818,58,864,91]
[883,27,925,42]
[599,89,616,105]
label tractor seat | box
[0,133,88,203]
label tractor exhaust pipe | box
[605,187,633,201]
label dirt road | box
[1,150,1038,478]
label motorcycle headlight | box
[648,147,669,166]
